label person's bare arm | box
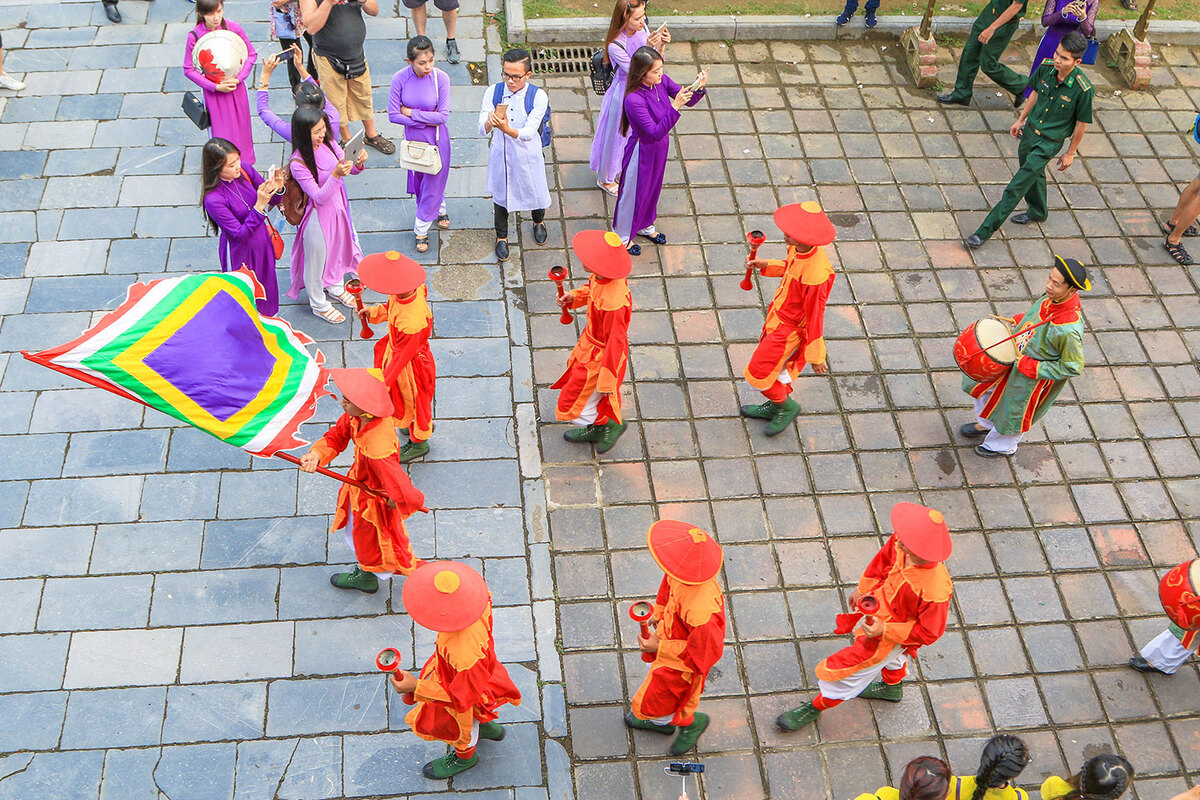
[298,0,331,34]
[360,0,379,15]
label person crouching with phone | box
[480,48,551,262]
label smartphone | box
[274,49,294,60]
[655,21,668,34]
[495,103,508,118]
[267,164,280,181]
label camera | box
[667,762,704,775]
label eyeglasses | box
[502,72,528,81]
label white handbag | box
[399,70,443,175]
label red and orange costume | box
[306,369,427,577]
[627,520,726,756]
[744,202,836,404]
[359,251,436,447]
[398,561,522,778]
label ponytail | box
[971,736,1030,800]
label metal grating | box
[531,46,593,75]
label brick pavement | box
[524,38,1200,800]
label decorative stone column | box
[901,0,940,89]
[1107,0,1155,90]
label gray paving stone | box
[151,569,279,627]
[431,337,511,376]
[0,390,34,434]
[90,520,203,574]
[106,236,170,274]
[202,516,329,569]
[0,180,45,213]
[484,557,532,607]
[56,207,138,241]
[139,472,221,521]
[63,628,182,688]
[23,476,143,526]
[429,376,513,418]
[0,750,105,800]
[134,204,209,238]
[409,459,521,509]
[162,683,267,743]
[24,239,110,277]
[0,242,31,278]
[24,274,133,314]
[294,616,413,677]
[24,120,96,149]
[0,311,91,352]
[0,211,36,243]
[0,150,47,181]
[0,578,42,634]
[492,604,537,663]
[0,691,66,752]
[1,95,60,123]
[93,118,160,148]
[38,574,154,631]
[165,426,253,471]
[154,743,236,800]
[266,675,388,737]
[0,526,94,578]
[118,174,196,207]
[180,622,294,683]
[67,45,139,73]
[432,507,525,559]
[341,732,447,797]
[60,686,165,749]
[61,428,170,476]
[278,565,393,621]
[0,432,66,479]
[455,722,543,789]
[98,748,161,800]
[114,145,185,176]
[217,469,297,519]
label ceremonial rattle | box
[856,594,879,627]
[376,646,404,674]
[629,600,656,663]
[741,230,766,291]
[344,278,375,340]
[548,266,572,325]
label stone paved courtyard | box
[0,1,1198,798]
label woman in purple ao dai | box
[184,0,258,166]
[589,0,669,196]
[1024,0,1097,97]
[611,47,707,256]
[389,35,452,253]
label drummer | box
[959,255,1089,458]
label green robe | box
[963,292,1085,436]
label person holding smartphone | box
[257,46,342,142]
[611,47,706,255]
[268,0,316,90]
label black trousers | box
[279,33,318,91]
[494,203,544,240]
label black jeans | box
[494,203,544,240]
[279,33,318,91]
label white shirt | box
[478,81,552,212]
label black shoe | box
[974,444,1009,459]
[1013,93,1025,109]
[959,423,987,438]
[627,243,641,256]
[495,239,509,261]
[103,2,122,22]
[864,9,877,26]
[532,222,547,245]
[936,93,969,106]
[965,234,984,249]
[1011,212,1044,225]
[835,10,852,24]
[446,39,461,64]
[1129,656,1168,675]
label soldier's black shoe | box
[936,93,969,106]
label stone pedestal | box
[900,26,939,89]
[1107,27,1152,90]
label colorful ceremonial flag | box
[23,269,330,457]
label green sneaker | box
[776,701,821,732]
[478,721,506,741]
[422,751,479,779]
[563,424,602,444]
[624,711,675,735]
[669,712,709,756]
[329,567,379,594]
[859,681,903,702]
[399,440,430,462]
[739,400,775,420]
[594,420,628,454]
[765,398,801,436]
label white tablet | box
[342,128,367,165]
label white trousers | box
[974,391,1023,455]
[414,201,448,237]
[301,216,335,314]
[817,645,906,701]
[1139,629,1197,674]
[572,391,601,426]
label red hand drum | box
[954,317,1018,383]
[1159,559,1200,631]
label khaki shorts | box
[313,54,374,123]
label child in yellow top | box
[1040,755,1133,800]
[954,735,1031,800]
[854,756,950,800]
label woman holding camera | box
[611,47,706,256]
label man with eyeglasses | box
[479,48,552,261]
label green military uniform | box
[945,0,1030,103]
[973,60,1093,242]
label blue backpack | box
[492,82,551,148]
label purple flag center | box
[142,290,274,422]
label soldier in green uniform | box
[966,32,1092,249]
[936,0,1030,107]
[959,256,1089,458]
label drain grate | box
[531,46,594,75]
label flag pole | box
[275,452,429,513]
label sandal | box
[314,306,346,324]
[415,235,430,253]
[1164,238,1194,265]
[597,180,619,197]
[436,213,450,230]
[1161,217,1199,237]
[364,134,395,155]
[330,286,356,308]
[638,231,667,245]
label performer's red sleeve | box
[802,275,833,344]
[680,613,726,675]
[362,455,425,514]
[382,321,433,385]
[857,534,898,592]
[442,659,493,714]
[567,285,591,310]
[1010,312,1025,326]
[903,598,950,648]
[309,414,354,465]
[760,258,788,278]
[597,308,630,395]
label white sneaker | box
[0,73,25,91]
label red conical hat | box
[891,502,952,563]
[572,230,631,279]
[403,560,490,632]
[328,368,394,418]
[357,250,426,296]
[647,520,723,584]
[773,201,836,247]
[1159,559,1200,631]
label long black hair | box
[290,105,332,187]
[200,137,239,234]
[294,80,325,111]
[971,735,1030,800]
[619,46,662,136]
[1060,755,1134,800]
